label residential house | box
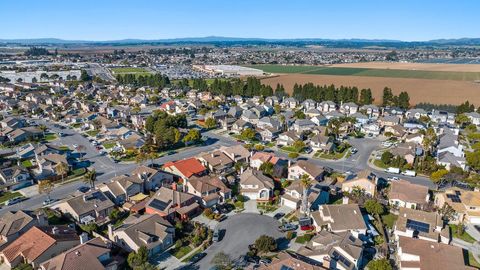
[311,204,367,238]
[389,180,430,210]
[40,236,121,270]
[198,150,235,174]
[258,251,326,270]
[318,101,336,113]
[241,109,260,125]
[360,122,380,137]
[305,108,322,118]
[302,99,317,110]
[311,114,328,126]
[310,134,334,153]
[163,158,207,181]
[34,153,70,180]
[0,165,32,190]
[0,210,44,249]
[277,131,301,147]
[239,169,275,201]
[250,152,288,178]
[298,231,363,270]
[384,124,406,139]
[99,175,144,205]
[0,226,79,269]
[281,181,329,212]
[108,214,174,256]
[288,160,325,182]
[219,144,251,163]
[339,102,358,115]
[145,187,200,221]
[186,175,231,207]
[390,143,418,165]
[437,127,464,158]
[437,151,466,170]
[466,112,480,126]
[360,104,380,119]
[406,108,428,120]
[405,133,424,144]
[393,207,449,244]
[434,188,480,224]
[231,119,253,134]
[283,97,299,109]
[341,170,377,198]
[291,119,316,133]
[55,190,115,224]
[397,236,474,270]
[378,115,400,127]
[131,165,174,191]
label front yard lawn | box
[449,224,476,243]
[0,192,23,204]
[315,147,351,160]
[85,130,100,137]
[44,133,58,141]
[257,202,279,213]
[171,245,192,259]
[295,233,314,244]
[373,159,389,169]
[21,160,33,168]
[102,141,117,149]
[468,251,480,268]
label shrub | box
[288,152,299,159]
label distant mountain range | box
[1,36,480,47]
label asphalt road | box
[195,213,284,270]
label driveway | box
[150,250,185,270]
[244,200,259,213]
[195,213,285,270]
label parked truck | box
[402,170,417,177]
[385,167,401,174]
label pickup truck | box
[278,223,298,232]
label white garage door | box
[243,192,258,200]
[469,217,480,224]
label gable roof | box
[163,158,206,178]
[390,180,429,204]
[312,204,366,232]
[0,211,34,238]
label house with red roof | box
[163,158,207,181]
[0,226,79,268]
[250,152,289,178]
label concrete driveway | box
[195,213,285,270]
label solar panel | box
[280,266,294,270]
[455,190,462,196]
[447,194,462,203]
[149,199,170,211]
[406,219,430,233]
[332,250,352,268]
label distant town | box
[0,40,480,270]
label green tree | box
[300,174,312,214]
[83,168,97,188]
[364,199,384,216]
[210,252,232,270]
[259,162,274,176]
[254,235,277,254]
[204,117,217,129]
[397,91,410,109]
[128,246,149,269]
[38,180,54,201]
[430,169,449,183]
[293,140,305,152]
[381,151,393,165]
[240,128,256,141]
[56,162,69,183]
[80,70,91,81]
[182,128,201,144]
[366,258,392,270]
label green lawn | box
[21,160,33,168]
[68,168,87,177]
[102,141,117,149]
[468,251,480,268]
[172,245,193,259]
[450,224,476,243]
[111,67,150,74]
[373,159,389,169]
[85,130,100,137]
[381,213,398,229]
[0,192,23,204]
[246,64,480,81]
[295,234,314,244]
[44,133,57,141]
[257,203,279,213]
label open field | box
[249,64,480,81]
[110,67,150,74]
[331,62,480,72]
[261,73,480,105]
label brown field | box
[261,74,480,106]
[331,62,480,72]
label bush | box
[286,231,296,240]
[288,152,299,159]
[203,208,214,219]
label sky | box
[0,0,479,41]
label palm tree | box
[39,124,47,137]
[83,169,97,188]
[300,174,312,215]
[56,162,69,183]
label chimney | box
[80,232,89,244]
[36,212,48,226]
[322,256,331,269]
[107,224,114,240]
[240,166,244,174]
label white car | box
[73,144,78,148]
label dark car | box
[189,252,207,264]
[77,186,90,193]
[273,213,285,220]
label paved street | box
[195,213,285,270]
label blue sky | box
[0,0,478,41]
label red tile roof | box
[164,158,206,178]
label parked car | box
[213,228,220,242]
[77,186,90,193]
[300,225,315,231]
[273,213,285,220]
[260,258,272,265]
[278,223,298,232]
[43,198,57,206]
[5,197,23,206]
[189,252,207,264]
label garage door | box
[469,217,480,224]
[243,192,258,200]
[282,198,298,209]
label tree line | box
[115,73,170,88]
[382,87,410,109]
[292,83,374,105]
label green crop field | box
[110,67,150,74]
[248,64,480,81]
